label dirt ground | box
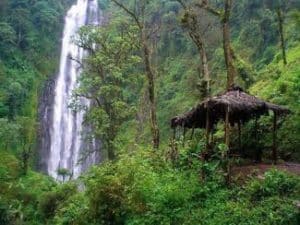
[232,162,300,179]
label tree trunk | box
[199,0,237,90]
[142,34,160,149]
[199,42,211,97]
[187,12,211,97]
[21,146,30,176]
[110,0,160,149]
[272,112,278,164]
[205,104,210,153]
[277,8,287,65]
[238,120,242,154]
[223,0,237,90]
[107,140,116,160]
[254,117,262,162]
[224,105,231,185]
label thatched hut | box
[171,86,289,129]
[171,86,290,164]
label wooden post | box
[254,117,262,162]
[201,104,210,181]
[224,105,231,185]
[190,126,195,140]
[273,112,278,164]
[183,126,186,147]
[171,127,178,164]
[173,127,176,140]
[225,105,230,147]
[238,120,242,154]
[205,105,210,153]
[210,128,214,148]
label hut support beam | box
[205,106,210,153]
[173,128,176,140]
[273,112,278,164]
[224,105,231,185]
[254,117,262,163]
[201,105,210,181]
[238,120,242,153]
[183,127,186,147]
[190,126,195,140]
[225,106,230,147]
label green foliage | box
[56,168,72,182]
[251,45,300,160]
[0,198,10,225]
[38,182,77,221]
[60,149,203,225]
[245,170,300,201]
[74,20,142,158]
[0,118,20,150]
[0,167,56,225]
[0,1,74,224]
[0,0,73,122]
[0,151,21,185]
[291,10,300,28]
[53,193,90,225]
[0,1,300,225]
[47,147,300,225]
[0,22,16,45]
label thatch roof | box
[171,86,290,129]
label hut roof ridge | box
[171,86,290,129]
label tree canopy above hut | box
[171,86,290,129]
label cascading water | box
[39,0,101,180]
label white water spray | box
[46,0,100,179]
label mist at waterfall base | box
[39,0,101,180]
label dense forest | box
[0,0,300,224]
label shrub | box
[0,198,10,225]
[245,170,300,201]
[38,182,77,220]
[53,194,91,225]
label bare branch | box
[146,23,161,40]
[75,41,96,55]
[176,0,187,9]
[201,23,212,36]
[68,55,84,69]
[196,0,221,17]
[111,0,143,30]
[75,92,102,107]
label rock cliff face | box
[38,77,55,173]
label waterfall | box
[39,0,101,180]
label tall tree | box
[17,117,36,175]
[265,0,288,65]
[276,6,287,65]
[0,118,20,151]
[197,0,237,90]
[9,7,31,48]
[74,22,141,160]
[111,0,160,149]
[178,0,211,97]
